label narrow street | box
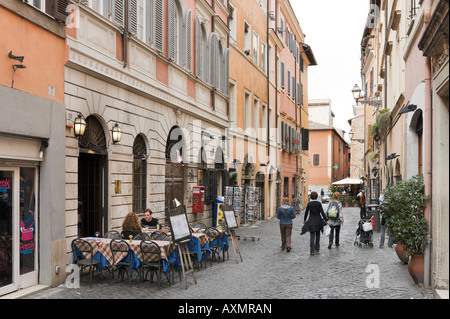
[25,206,433,300]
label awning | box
[332,178,363,185]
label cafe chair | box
[206,227,221,265]
[121,229,137,240]
[133,233,151,241]
[140,240,168,288]
[103,230,121,239]
[109,239,134,286]
[71,238,100,288]
[150,231,170,241]
[194,223,208,232]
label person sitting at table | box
[140,209,158,228]
[121,212,142,238]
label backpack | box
[328,201,340,219]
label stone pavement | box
[25,206,434,300]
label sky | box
[291,0,371,138]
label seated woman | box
[121,212,142,238]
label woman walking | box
[277,197,296,252]
[327,192,343,249]
[302,191,328,255]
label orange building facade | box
[0,0,67,294]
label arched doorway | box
[165,126,185,214]
[77,116,108,237]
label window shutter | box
[145,0,153,46]
[287,70,291,96]
[209,33,218,88]
[302,128,309,151]
[224,48,230,96]
[168,0,176,61]
[45,0,69,22]
[281,121,285,148]
[195,17,203,79]
[280,62,285,89]
[297,83,300,105]
[292,76,295,100]
[112,0,125,27]
[128,0,138,37]
[185,10,192,72]
[153,0,164,52]
[289,126,293,153]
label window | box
[253,32,259,65]
[261,42,267,72]
[284,177,289,198]
[196,17,209,83]
[313,154,320,166]
[244,21,251,54]
[133,135,147,214]
[229,4,237,41]
[28,0,45,12]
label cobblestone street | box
[25,206,434,300]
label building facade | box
[64,0,230,263]
[356,0,449,293]
[0,0,67,294]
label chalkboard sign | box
[223,205,238,230]
[168,212,192,243]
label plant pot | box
[395,242,409,264]
[344,202,350,207]
[408,254,424,285]
[353,203,359,207]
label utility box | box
[192,186,205,213]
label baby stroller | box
[354,218,374,247]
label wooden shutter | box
[195,17,203,79]
[153,0,164,52]
[168,0,176,61]
[280,62,285,89]
[45,0,69,22]
[145,0,153,46]
[287,70,291,96]
[302,128,309,151]
[112,0,124,27]
[209,33,218,88]
[224,48,230,96]
[128,0,138,36]
[185,10,192,72]
[297,83,300,105]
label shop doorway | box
[0,166,38,296]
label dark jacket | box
[301,200,328,234]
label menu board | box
[224,209,238,230]
[168,213,192,243]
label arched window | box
[133,135,147,213]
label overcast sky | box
[291,0,370,137]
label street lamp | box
[349,130,365,144]
[352,84,383,107]
[74,113,87,139]
[111,122,122,144]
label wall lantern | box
[73,113,87,138]
[352,84,362,100]
[111,122,122,144]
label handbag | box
[324,225,331,236]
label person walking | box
[301,191,328,255]
[357,189,366,219]
[277,197,296,252]
[326,192,344,249]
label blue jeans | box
[310,231,321,253]
[360,204,366,219]
[379,224,393,247]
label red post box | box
[192,186,205,213]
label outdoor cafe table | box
[73,237,175,277]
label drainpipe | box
[423,0,433,290]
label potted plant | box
[351,196,359,207]
[368,149,380,163]
[382,175,429,284]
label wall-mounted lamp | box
[398,104,417,115]
[386,153,400,161]
[202,131,214,140]
[73,114,87,139]
[8,51,24,63]
[111,123,122,144]
[268,11,276,21]
[39,141,49,159]
[349,130,365,144]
